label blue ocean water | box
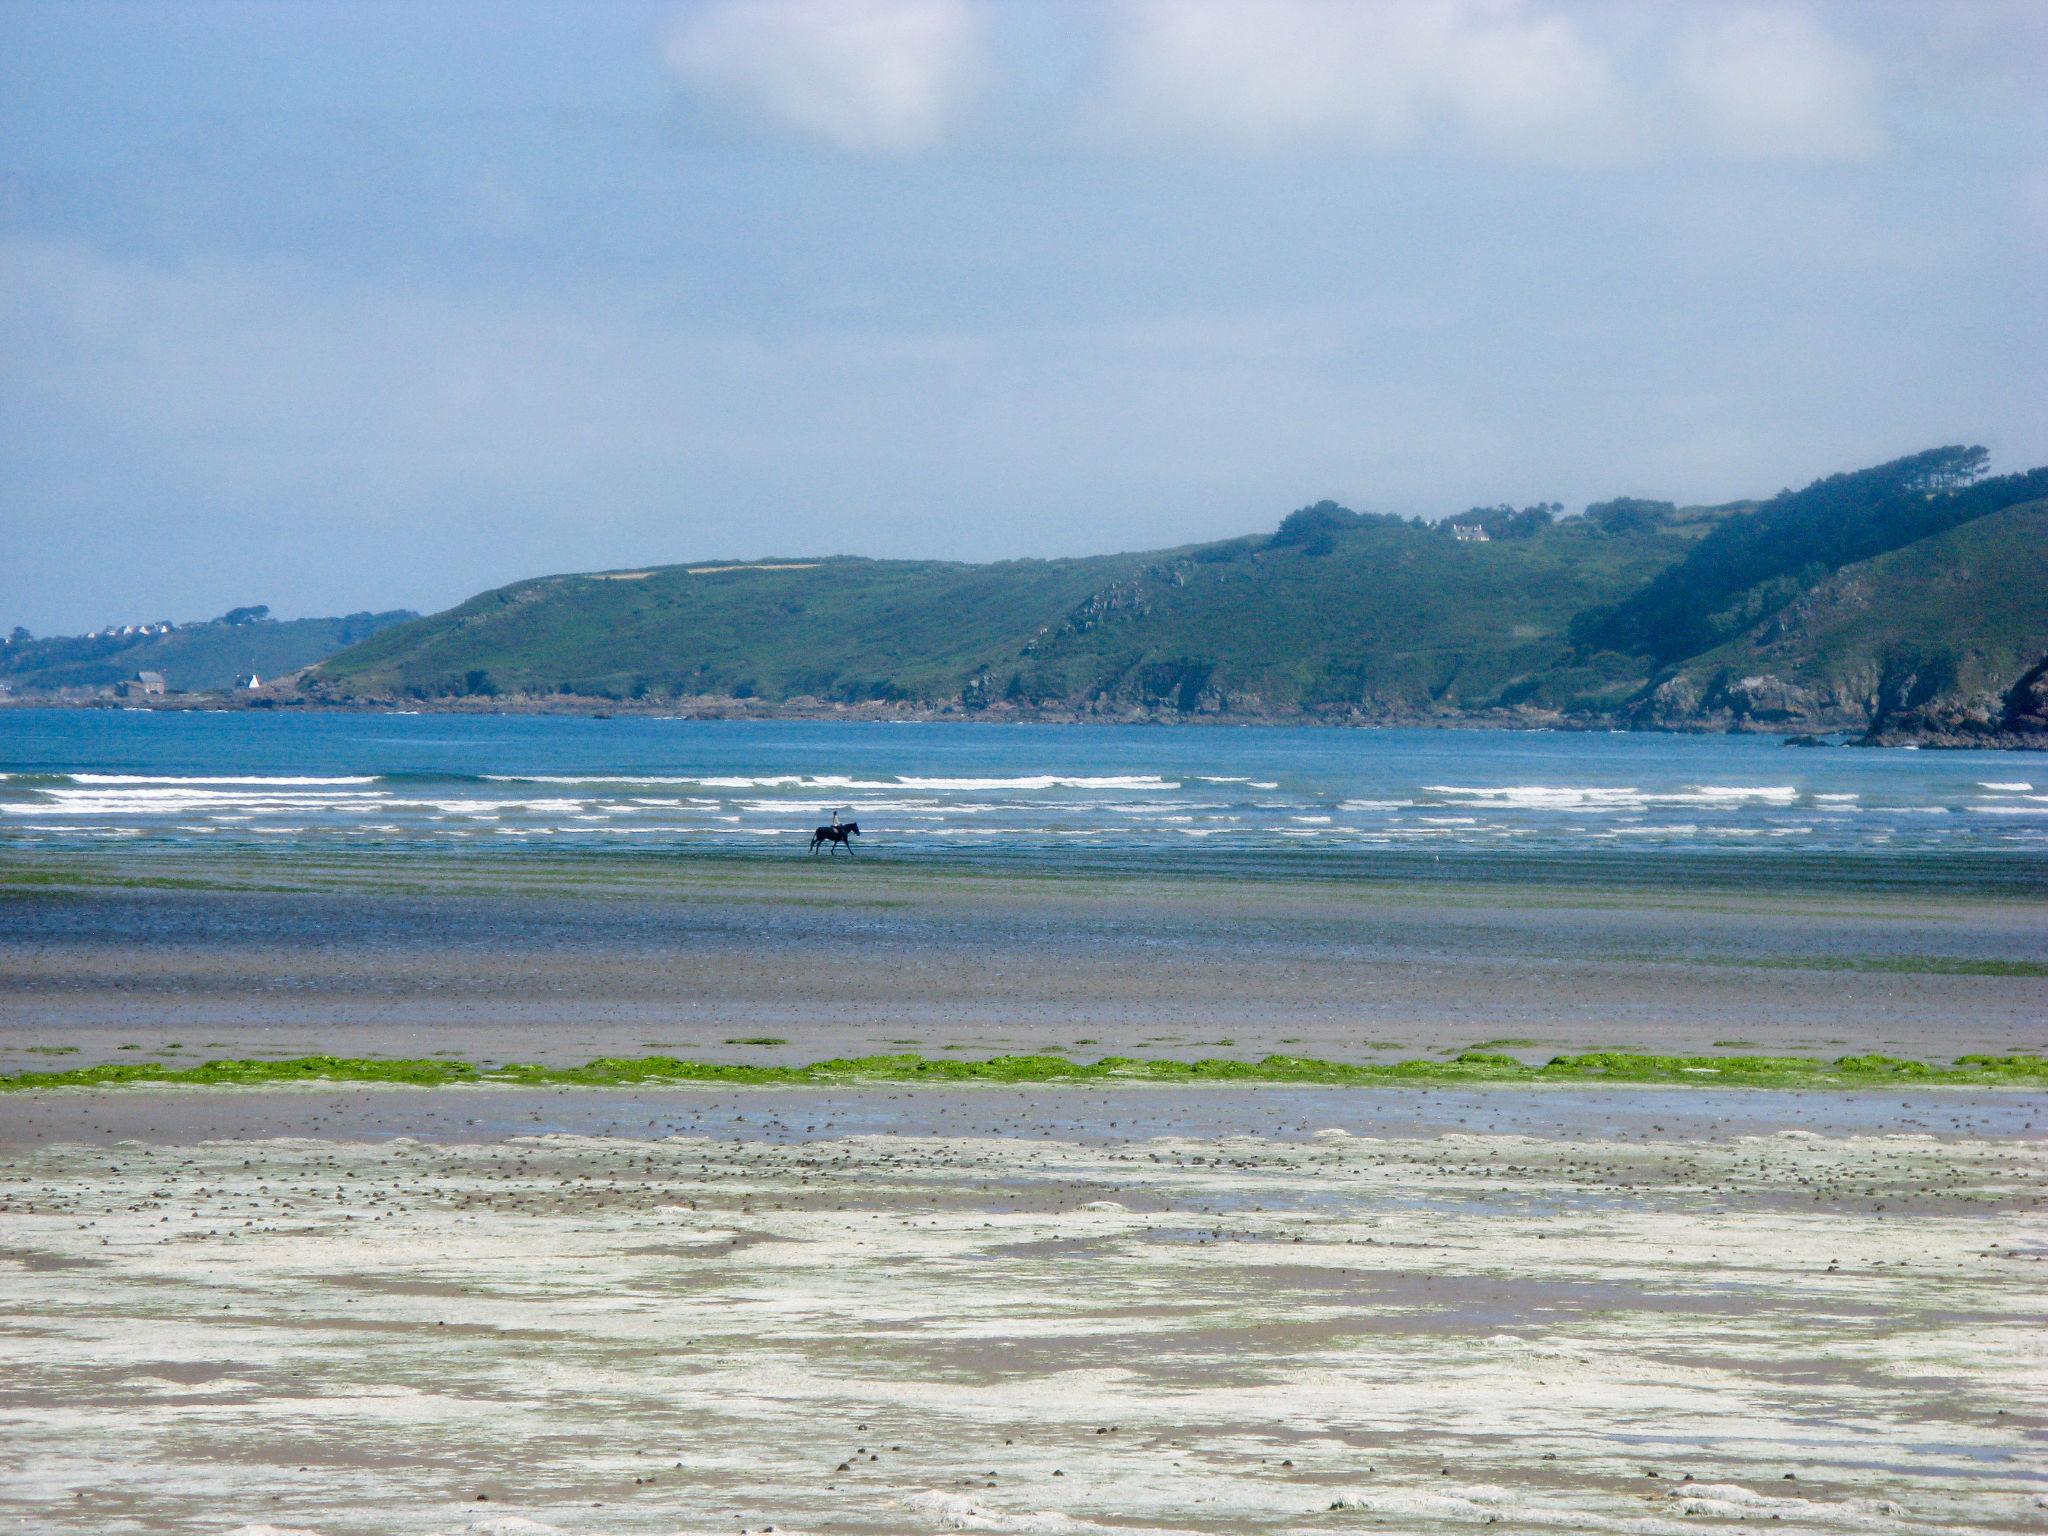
[1,709,2043,875]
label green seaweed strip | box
[5,1050,2047,1092]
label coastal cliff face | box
[1861,655,2048,749]
[286,449,2048,747]
[1634,664,2048,745]
[1628,499,2048,744]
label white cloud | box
[1674,6,1879,161]
[1098,0,1621,161]
[1095,0,1884,164]
[664,0,986,153]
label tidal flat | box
[4,848,2045,1076]
[1,1089,2043,1535]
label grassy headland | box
[304,447,2048,742]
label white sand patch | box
[903,1490,1097,1531]
[3,1126,2040,1533]
[1661,1483,1916,1527]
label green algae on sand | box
[5,1050,2048,1093]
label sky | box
[2,0,2044,633]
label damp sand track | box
[1,1089,2043,1535]
[3,851,2045,1073]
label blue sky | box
[3,0,2044,632]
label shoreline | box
[9,836,2048,898]
[6,693,2042,750]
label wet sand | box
[3,1083,2043,1148]
[2,1087,2043,1535]
[3,856,2044,1073]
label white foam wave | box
[489,774,704,785]
[1676,784,1800,803]
[1425,784,1645,809]
[734,797,961,815]
[899,774,1177,791]
[491,772,1177,792]
[70,773,378,786]
[1980,781,2033,791]
[3,790,390,816]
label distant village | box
[0,604,416,705]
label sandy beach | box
[2,1087,2042,1535]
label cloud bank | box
[1674,7,1879,162]
[1101,0,1616,160]
[665,0,986,152]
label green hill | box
[972,511,1710,718]
[309,447,2048,743]
[316,556,1157,705]
[1571,446,2048,665]
[313,516,1710,715]
[1,609,416,696]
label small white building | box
[1451,523,1491,543]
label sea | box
[1,709,2043,889]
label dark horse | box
[809,820,861,855]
